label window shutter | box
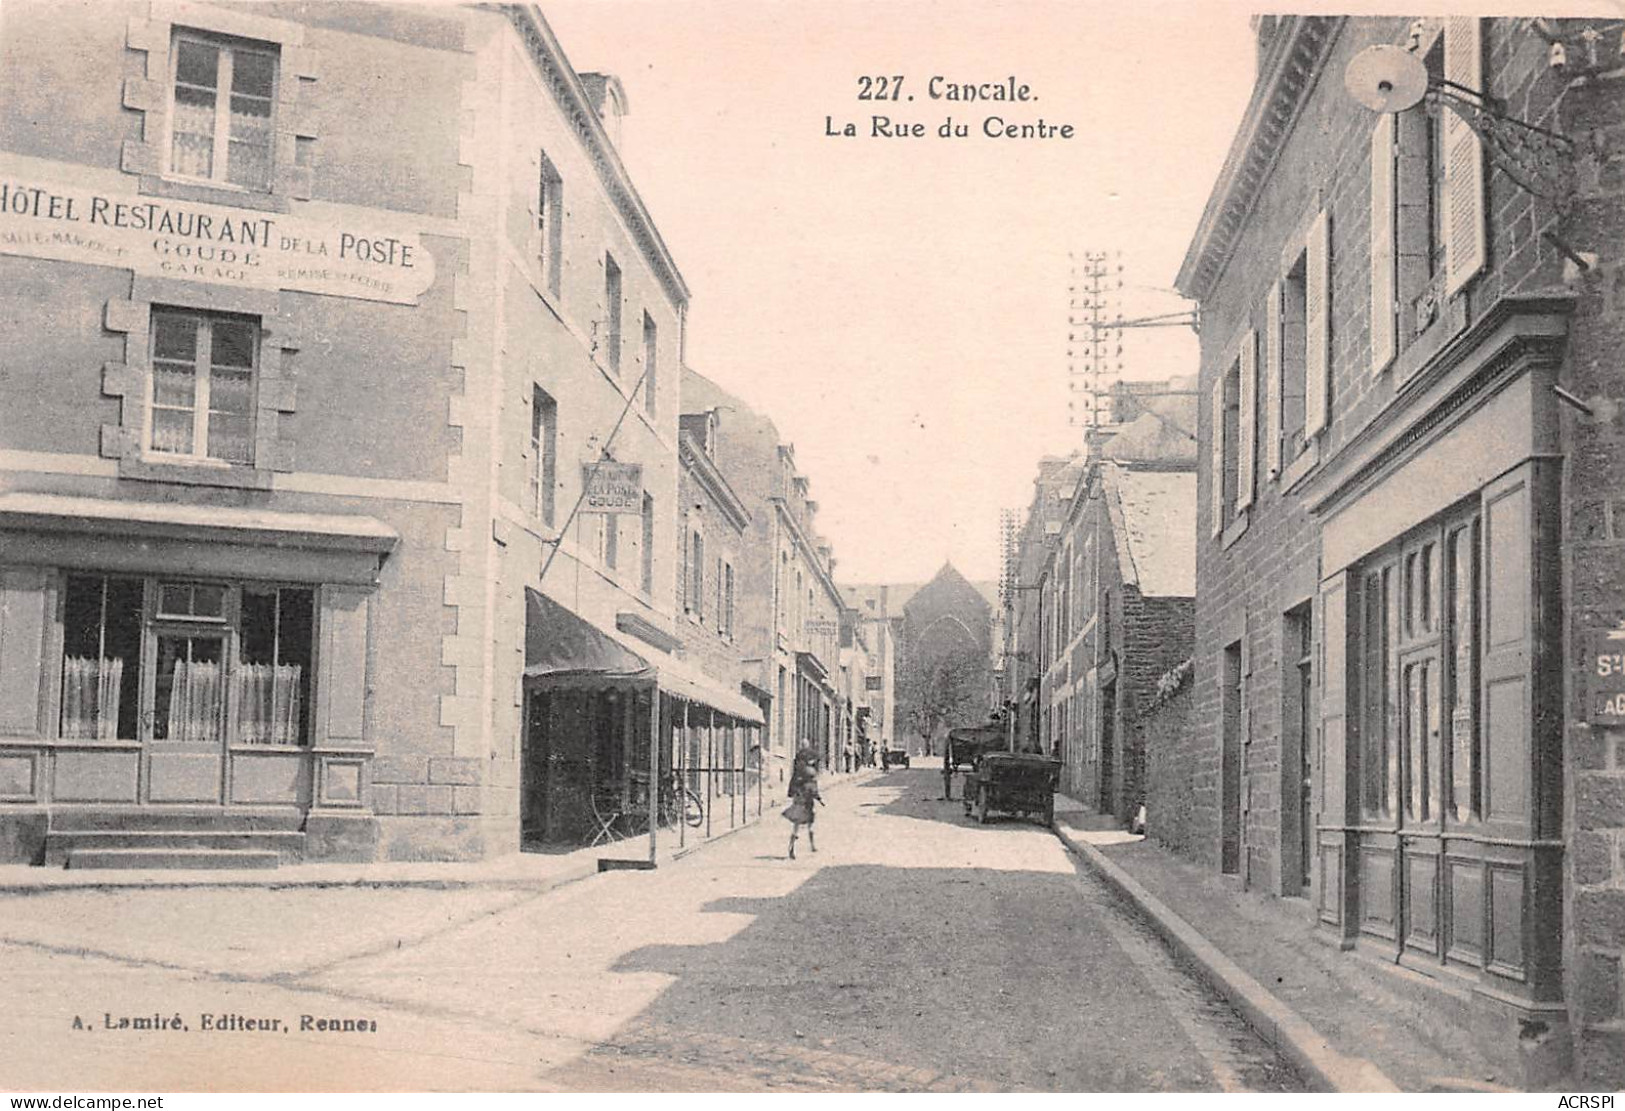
[1237,329,1258,510]
[1370,113,1397,375]
[1209,375,1226,537]
[1443,16,1487,298]
[1304,210,1331,438]
[319,586,370,745]
[0,569,47,737]
[1265,282,1282,478]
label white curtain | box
[61,657,123,740]
[165,659,224,744]
[236,662,303,746]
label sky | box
[543,0,1262,584]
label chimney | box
[578,73,628,151]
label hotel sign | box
[581,462,644,515]
[1588,628,1625,724]
[0,173,434,305]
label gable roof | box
[1105,465,1197,598]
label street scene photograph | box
[1,0,1624,1097]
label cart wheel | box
[976,786,989,825]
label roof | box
[1103,394,1199,465]
[1106,467,1197,598]
[1175,17,1342,302]
[843,577,999,615]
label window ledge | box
[139,175,289,214]
[1281,439,1322,493]
[1220,511,1250,550]
[121,458,274,491]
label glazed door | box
[144,629,228,803]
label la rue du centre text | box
[826,75,1074,140]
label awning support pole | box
[647,688,659,866]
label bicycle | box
[618,773,704,833]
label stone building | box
[672,408,762,828]
[0,1,761,868]
[896,563,996,754]
[1042,464,1196,819]
[1005,378,1198,815]
[840,584,898,757]
[1003,454,1087,753]
[680,367,846,780]
[1175,15,1625,1083]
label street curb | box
[0,771,888,894]
[1053,822,1400,1094]
[0,859,605,895]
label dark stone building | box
[1176,15,1625,1084]
[897,563,995,753]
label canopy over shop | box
[520,589,765,860]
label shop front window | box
[58,576,314,746]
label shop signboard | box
[1588,627,1625,725]
[581,462,644,515]
[0,166,433,305]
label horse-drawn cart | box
[961,751,1060,827]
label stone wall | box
[1140,661,1198,858]
[1560,53,1625,1088]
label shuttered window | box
[1304,209,1331,438]
[1209,374,1226,538]
[1265,281,1283,478]
[1237,329,1258,510]
[1370,112,1398,375]
[1442,17,1487,298]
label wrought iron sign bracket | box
[1427,79,1578,215]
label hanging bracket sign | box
[581,462,644,515]
[0,169,434,305]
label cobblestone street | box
[0,770,1303,1092]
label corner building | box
[0,2,718,865]
[1176,16,1625,1084]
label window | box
[724,563,735,639]
[1356,502,1483,826]
[603,253,622,373]
[1444,516,1480,820]
[1212,355,1240,533]
[1280,253,1309,460]
[59,575,313,746]
[1266,212,1328,478]
[1370,21,1484,376]
[1221,640,1244,874]
[536,150,562,295]
[148,309,257,463]
[1284,603,1315,894]
[169,32,277,191]
[603,514,618,570]
[1397,38,1448,336]
[640,493,655,594]
[237,586,314,746]
[59,576,142,741]
[530,386,557,526]
[642,312,658,417]
[690,532,705,620]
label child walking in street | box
[783,767,824,859]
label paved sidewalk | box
[1050,793,1514,1094]
[0,768,880,894]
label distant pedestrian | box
[783,767,823,858]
